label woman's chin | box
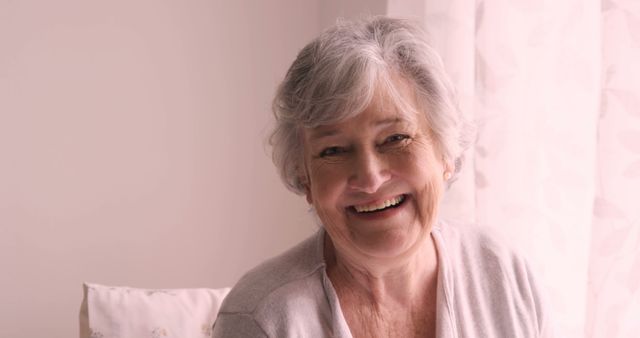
[352,229,425,260]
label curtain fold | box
[587,1,640,337]
[387,0,639,336]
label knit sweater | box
[212,221,552,337]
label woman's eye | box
[384,134,410,144]
[319,146,346,157]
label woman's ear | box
[298,167,313,205]
[442,158,454,181]
[304,185,313,205]
[300,178,313,204]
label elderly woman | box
[213,16,550,338]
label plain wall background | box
[0,0,384,338]
[0,1,385,337]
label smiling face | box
[301,77,451,264]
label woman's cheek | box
[309,163,343,198]
[388,147,422,171]
[414,179,442,228]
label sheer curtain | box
[387,0,640,336]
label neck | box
[324,231,438,308]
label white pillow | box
[79,282,230,338]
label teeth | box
[354,195,404,213]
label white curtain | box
[387,0,640,336]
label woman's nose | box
[347,149,391,193]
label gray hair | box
[270,16,475,195]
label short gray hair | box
[270,16,474,195]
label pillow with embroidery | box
[79,282,230,338]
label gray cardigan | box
[212,221,552,337]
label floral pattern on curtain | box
[387,0,640,336]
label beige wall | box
[0,1,318,337]
[0,1,387,337]
[319,0,387,29]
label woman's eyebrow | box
[308,128,340,141]
[308,117,409,141]
[373,117,406,128]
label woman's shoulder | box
[213,230,333,337]
[435,219,526,270]
[434,220,552,336]
[218,229,326,314]
[434,219,537,290]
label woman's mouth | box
[350,194,407,214]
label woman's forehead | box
[307,115,410,138]
[304,106,425,145]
